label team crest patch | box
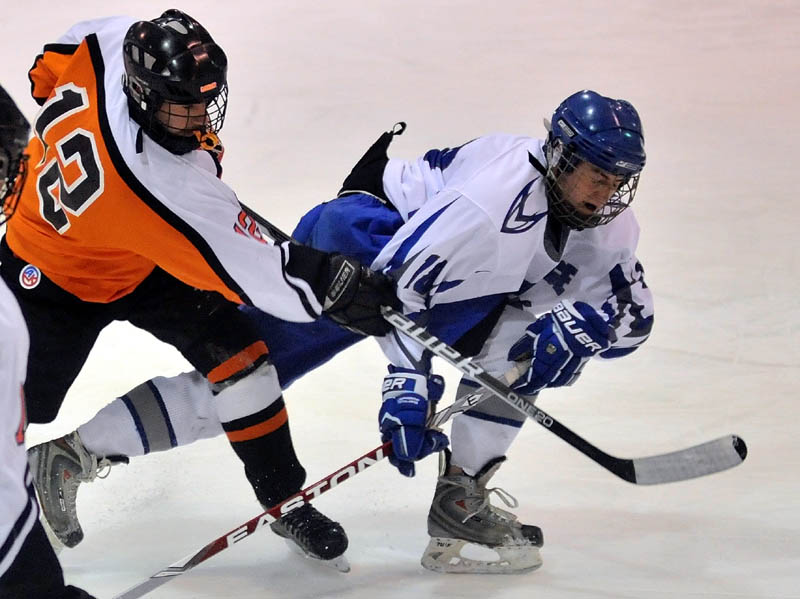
[19,264,41,290]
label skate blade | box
[283,538,351,573]
[39,513,66,555]
[421,537,542,574]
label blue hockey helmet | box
[545,90,646,229]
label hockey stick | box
[382,306,748,485]
[238,204,748,483]
[112,443,390,599]
[238,204,748,484]
[111,375,513,599]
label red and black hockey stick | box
[112,375,511,599]
[113,442,390,599]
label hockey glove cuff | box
[379,366,449,477]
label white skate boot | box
[421,451,543,574]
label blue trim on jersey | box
[518,279,536,295]
[436,278,465,294]
[121,395,149,455]
[423,145,464,171]
[385,200,456,273]
[608,264,653,338]
[146,380,177,449]
[422,293,507,345]
[463,408,525,428]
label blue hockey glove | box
[507,300,616,396]
[379,366,449,477]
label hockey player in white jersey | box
[30,90,652,574]
[0,85,96,598]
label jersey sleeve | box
[28,17,132,105]
[107,147,327,322]
[29,45,78,105]
[597,255,654,358]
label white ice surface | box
[2,1,799,597]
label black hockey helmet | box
[0,85,30,225]
[122,9,228,154]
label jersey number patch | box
[34,84,105,234]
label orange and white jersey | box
[7,16,321,321]
[0,280,34,578]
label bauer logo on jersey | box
[502,178,547,234]
[19,264,42,290]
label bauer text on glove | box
[506,300,615,396]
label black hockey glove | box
[322,254,398,336]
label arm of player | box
[29,17,135,105]
[109,160,396,330]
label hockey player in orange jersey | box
[0,10,397,569]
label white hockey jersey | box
[0,281,34,578]
[375,134,653,371]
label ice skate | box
[270,503,351,572]
[27,431,127,549]
[421,451,543,574]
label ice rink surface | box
[2,1,799,597]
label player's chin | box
[167,128,200,137]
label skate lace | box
[94,457,115,480]
[442,478,519,524]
